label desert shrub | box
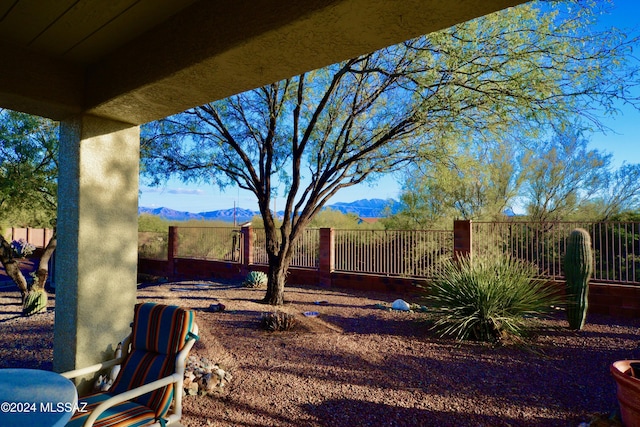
[138,232,168,259]
[426,254,559,342]
[138,213,172,232]
[260,311,296,332]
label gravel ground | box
[0,278,639,427]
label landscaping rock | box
[391,299,411,311]
[184,356,232,396]
[208,303,226,312]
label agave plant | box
[426,254,559,342]
[244,271,268,288]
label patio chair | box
[62,302,199,427]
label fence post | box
[453,220,472,261]
[319,228,334,287]
[241,224,253,276]
[167,226,179,278]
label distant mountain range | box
[139,198,402,222]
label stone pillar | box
[53,115,140,387]
[319,228,334,287]
[453,220,472,262]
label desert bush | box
[426,254,559,342]
[260,311,296,332]
[138,232,168,259]
[138,214,171,232]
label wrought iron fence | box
[334,229,453,278]
[174,227,242,262]
[139,221,640,286]
[252,228,320,268]
[473,221,640,284]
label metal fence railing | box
[252,228,320,268]
[473,221,640,285]
[174,227,241,262]
[334,229,453,278]
[139,221,640,286]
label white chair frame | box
[62,323,199,427]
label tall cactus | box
[564,228,593,330]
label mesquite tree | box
[143,53,435,305]
[142,1,639,305]
[0,109,58,301]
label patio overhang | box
[1,0,526,125]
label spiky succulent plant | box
[244,271,268,288]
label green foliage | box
[0,109,58,227]
[593,164,640,220]
[23,289,47,316]
[388,0,640,226]
[180,219,236,228]
[244,271,268,289]
[247,215,281,230]
[260,311,296,332]
[306,208,385,229]
[608,210,640,222]
[138,214,171,232]
[308,209,359,229]
[138,214,234,232]
[564,228,593,330]
[426,254,559,342]
[138,231,168,260]
[523,129,610,222]
[393,138,524,225]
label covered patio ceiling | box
[0,0,526,125]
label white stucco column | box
[53,115,139,386]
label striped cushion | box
[131,303,194,355]
[67,392,155,427]
[69,303,196,424]
[110,350,174,418]
[110,303,195,418]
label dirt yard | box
[0,278,639,426]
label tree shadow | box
[302,398,567,427]
[319,312,433,338]
[0,322,54,370]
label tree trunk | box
[0,234,28,300]
[33,231,56,291]
[263,254,288,305]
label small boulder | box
[208,303,226,312]
[391,299,411,311]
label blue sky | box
[139,0,640,214]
